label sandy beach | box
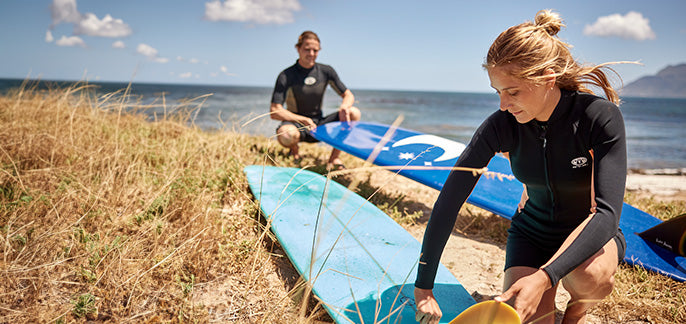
[4,83,684,323]
[626,172,686,200]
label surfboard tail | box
[638,213,686,256]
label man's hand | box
[298,116,317,131]
[338,106,352,122]
[414,288,442,324]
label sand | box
[625,173,686,200]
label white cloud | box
[45,30,54,43]
[55,35,86,47]
[204,0,302,24]
[50,0,81,26]
[75,13,132,38]
[179,72,193,79]
[137,43,158,58]
[177,56,200,64]
[137,43,168,63]
[49,0,132,38]
[583,11,656,41]
[112,40,125,49]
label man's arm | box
[338,89,355,122]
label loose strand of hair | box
[578,62,630,105]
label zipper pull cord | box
[539,123,548,148]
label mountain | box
[621,63,686,99]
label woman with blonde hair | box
[414,10,627,324]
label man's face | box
[297,39,320,69]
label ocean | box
[2,78,685,170]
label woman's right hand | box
[414,288,442,324]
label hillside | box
[622,63,686,98]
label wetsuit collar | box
[295,60,315,72]
[546,89,575,124]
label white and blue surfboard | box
[312,121,523,220]
[311,121,686,282]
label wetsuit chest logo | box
[571,157,589,168]
[304,76,316,85]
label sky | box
[1,0,685,93]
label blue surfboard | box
[244,165,475,323]
[311,121,686,282]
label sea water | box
[1,78,684,170]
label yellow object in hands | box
[449,300,521,324]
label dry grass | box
[596,195,686,323]
[1,81,685,323]
[0,81,311,323]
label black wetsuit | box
[415,89,627,289]
[271,61,348,142]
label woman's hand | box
[495,269,551,322]
[414,288,442,324]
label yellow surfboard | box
[449,300,521,324]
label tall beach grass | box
[0,81,309,322]
[0,81,684,323]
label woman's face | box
[488,65,557,124]
[297,38,320,69]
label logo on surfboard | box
[390,134,466,165]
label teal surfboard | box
[311,121,686,282]
[244,165,475,323]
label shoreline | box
[628,167,686,176]
[625,172,686,200]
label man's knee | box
[349,106,361,121]
[276,125,300,147]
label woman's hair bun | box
[534,9,564,36]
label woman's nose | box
[499,97,510,111]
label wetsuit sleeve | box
[541,100,626,285]
[271,71,288,105]
[323,65,348,96]
[415,113,506,289]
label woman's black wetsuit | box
[415,89,627,289]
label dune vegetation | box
[0,82,684,323]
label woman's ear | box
[544,68,557,89]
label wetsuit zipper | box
[539,123,555,218]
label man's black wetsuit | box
[415,89,627,289]
[271,61,348,142]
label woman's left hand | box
[495,269,551,322]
